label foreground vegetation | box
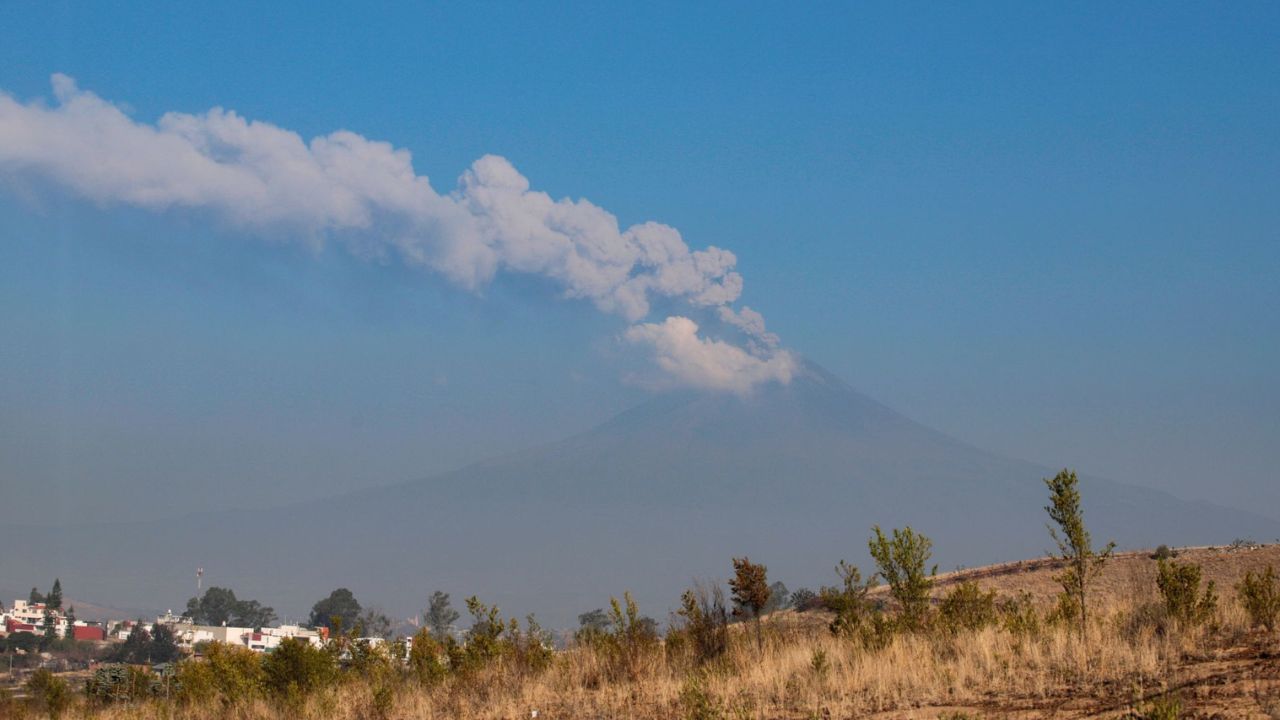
[6,470,1280,719]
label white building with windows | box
[6,599,69,636]
[159,620,324,653]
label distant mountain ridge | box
[4,359,1277,629]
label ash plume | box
[0,75,795,392]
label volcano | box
[5,360,1276,628]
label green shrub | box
[997,592,1041,637]
[346,638,396,681]
[822,560,878,639]
[938,581,998,634]
[455,596,506,673]
[370,682,396,720]
[1120,601,1171,639]
[1156,559,1217,628]
[173,659,216,705]
[860,612,898,651]
[448,597,552,677]
[809,648,829,679]
[673,583,729,666]
[587,592,660,681]
[407,628,448,685]
[262,637,337,698]
[789,588,819,612]
[1237,565,1280,632]
[26,668,72,720]
[506,614,555,677]
[679,674,723,720]
[85,664,152,703]
[1046,591,1082,629]
[1152,545,1175,561]
[1132,692,1182,720]
[175,641,264,705]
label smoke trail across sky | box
[0,75,795,393]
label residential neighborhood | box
[1,589,344,681]
[2,598,333,654]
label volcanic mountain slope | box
[5,360,1277,628]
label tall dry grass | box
[14,591,1270,720]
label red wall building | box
[72,625,106,641]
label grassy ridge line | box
[932,544,1252,585]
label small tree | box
[868,525,937,631]
[729,557,771,652]
[7,631,40,654]
[425,591,459,639]
[575,608,611,644]
[63,606,76,641]
[231,600,277,629]
[762,581,791,613]
[357,608,393,639]
[822,560,878,638]
[1237,565,1280,632]
[1156,559,1217,628]
[113,623,153,664]
[308,588,362,633]
[42,608,58,643]
[47,579,63,611]
[29,587,44,604]
[184,587,275,628]
[150,624,183,663]
[186,587,238,625]
[1044,468,1114,638]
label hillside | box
[930,542,1280,605]
[778,541,1280,629]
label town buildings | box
[2,599,326,655]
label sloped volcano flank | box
[4,360,1276,628]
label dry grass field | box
[6,544,1280,720]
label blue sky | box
[1,2,1278,522]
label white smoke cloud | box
[717,305,780,348]
[0,75,794,392]
[625,317,797,394]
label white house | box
[7,599,69,636]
